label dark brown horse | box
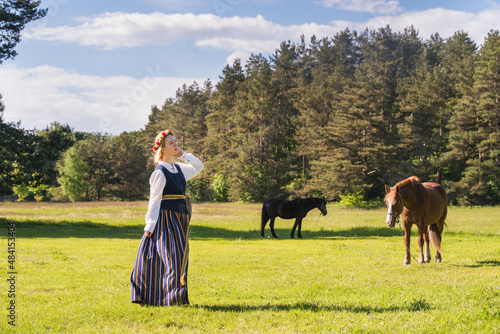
[261,197,327,239]
[384,176,447,265]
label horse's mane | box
[284,196,324,205]
[385,176,421,201]
[394,176,420,189]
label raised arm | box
[175,152,204,181]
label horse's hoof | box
[403,260,410,265]
[436,259,441,263]
[298,235,303,239]
[272,235,278,239]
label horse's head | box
[318,197,327,216]
[384,185,403,228]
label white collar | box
[158,161,177,173]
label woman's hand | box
[174,149,184,158]
[144,231,152,237]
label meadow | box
[0,201,498,333]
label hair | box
[153,130,173,164]
[384,176,420,201]
[395,176,420,188]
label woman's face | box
[162,134,178,158]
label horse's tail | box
[430,202,448,253]
[429,223,442,253]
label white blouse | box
[144,152,204,233]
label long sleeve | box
[144,170,166,233]
[144,153,203,233]
[175,152,204,181]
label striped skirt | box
[131,210,189,306]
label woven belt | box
[161,194,191,286]
[161,194,188,200]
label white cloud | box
[8,8,500,136]
[0,65,204,134]
[350,8,500,43]
[319,0,402,14]
[24,12,339,53]
[24,9,500,55]
[486,1,500,9]
[225,50,252,67]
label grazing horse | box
[261,197,327,239]
[384,176,447,265]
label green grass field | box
[0,202,499,333]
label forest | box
[1,26,499,206]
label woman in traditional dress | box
[131,129,204,306]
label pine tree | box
[441,31,477,99]
[295,30,363,198]
[303,26,421,199]
[230,54,279,201]
[0,0,47,63]
[448,30,500,205]
[398,41,454,183]
[171,81,211,155]
[269,41,302,195]
[204,58,246,199]
[432,31,478,189]
[0,93,4,120]
[144,81,211,157]
[209,50,302,201]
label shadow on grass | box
[193,301,429,313]
[0,218,143,239]
[193,225,404,240]
[448,260,500,268]
[260,226,403,240]
[12,218,494,241]
[1,217,404,240]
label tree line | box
[1,26,499,205]
[0,122,151,201]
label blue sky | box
[1,0,500,135]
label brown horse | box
[384,176,447,265]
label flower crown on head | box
[153,129,173,152]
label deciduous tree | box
[58,144,86,202]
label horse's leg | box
[291,218,299,239]
[423,226,431,263]
[261,211,269,237]
[270,217,278,238]
[417,224,425,264]
[297,218,303,238]
[433,205,447,263]
[403,223,411,265]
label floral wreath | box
[152,129,173,152]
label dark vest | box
[156,164,188,213]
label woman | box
[131,129,204,306]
